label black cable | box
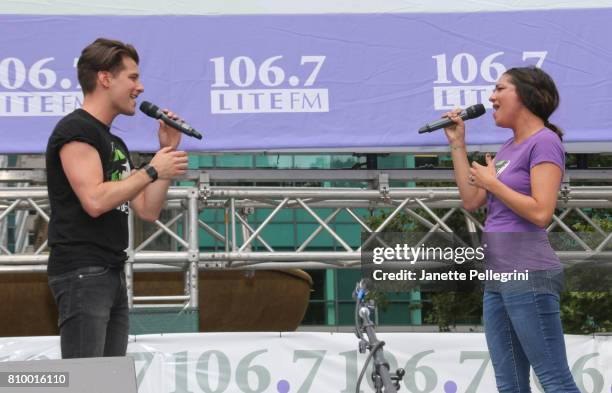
[355,341,384,393]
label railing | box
[1,169,611,310]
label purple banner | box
[1,10,611,153]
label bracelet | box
[451,145,466,151]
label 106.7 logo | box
[431,51,548,110]
[0,57,82,116]
[209,55,328,114]
[130,349,605,393]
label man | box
[45,38,189,358]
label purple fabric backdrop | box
[1,10,611,153]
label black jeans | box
[48,266,129,358]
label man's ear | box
[97,71,112,89]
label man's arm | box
[128,109,190,221]
[60,142,188,220]
[130,179,172,222]
[60,141,151,218]
[130,109,189,221]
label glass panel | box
[197,155,214,167]
[330,155,360,169]
[255,154,293,168]
[260,224,295,247]
[215,154,254,168]
[293,155,330,169]
[296,223,334,248]
[377,154,408,169]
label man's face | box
[106,56,144,116]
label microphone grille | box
[139,101,160,118]
[466,104,486,120]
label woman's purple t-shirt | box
[483,128,564,272]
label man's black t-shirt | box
[46,109,133,275]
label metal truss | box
[1,171,611,310]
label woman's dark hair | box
[504,66,563,140]
[77,38,139,95]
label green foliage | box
[560,292,612,334]
[365,291,389,312]
[424,292,483,331]
[365,209,422,233]
[571,214,612,235]
[559,212,612,333]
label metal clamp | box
[377,173,390,201]
[560,173,571,203]
[198,172,211,202]
[241,206,255,216]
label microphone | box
[418,104,486,134]
[139,101,203,140]
[355,278,373,301]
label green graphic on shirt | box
[495,159,510,177]
[108,142,131,214]
[110,144,130,182]
[114,148,126,162]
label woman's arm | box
[443,110,487,211]
[470,156,561,228]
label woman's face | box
[489,74,524,129]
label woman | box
[444,66,579,393]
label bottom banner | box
[0,332,610,393]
